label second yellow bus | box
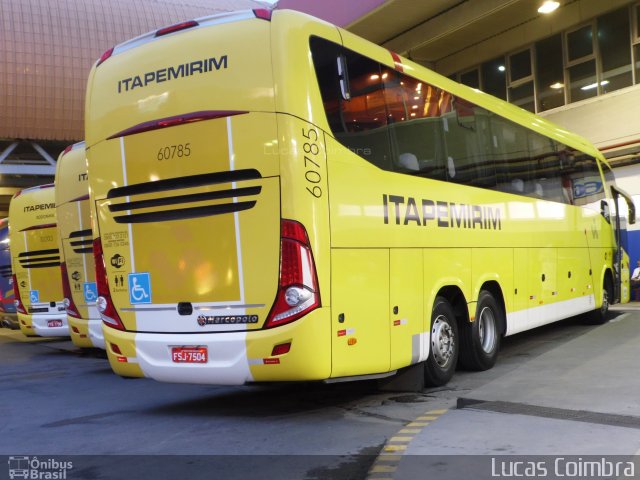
[56,142,105,348]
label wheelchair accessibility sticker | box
[84,282,98,303]
[30,290,39,303]
[129,272,152,305]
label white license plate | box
[47,320,63,328]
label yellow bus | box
[85,9,635,385]
[55,142,105,348]
[9,184,68,337]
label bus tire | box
[459,290,501,371]
[425,297,459,387]
[585,277,612,325]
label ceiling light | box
[538,1,560,14]
[550,82,564,89]
[498,65,506,72]
[581,80,609,91]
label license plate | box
[172,347,208,363]
[48,320,63,328]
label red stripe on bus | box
[107,110,248,139]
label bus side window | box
[442,101,496,189]
[384,73,450,182]
[310,36,393,171]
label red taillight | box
[265,220,320,328]
[60,262,81,319]
[62,144,74,156]
[93,237,125,330]
[12,274,26,314]
[97,47,114,67]
[155,20,199,37]
[253,9,272,21]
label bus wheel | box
[425,297,459,387]
[459,290,501,371]
[585,278,612,325]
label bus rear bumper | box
[88,319,105,349]
[32,314,69,337]
[104,308,331,385]
[68,317,104,348]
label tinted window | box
[598,7,632,93]
[310,37,602,205]
[481,57,507,100]
[310,37,392,169]
[535,35,564,112]
[509,49,531,82]
[460,69,480,89]
[567,25,593,61]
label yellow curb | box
[406,421,428,427]
[384,445,407,452]
[426,409,448,414]
[377,455,402,461]
[416,415,438,421]
[389,436,413,442]
[398,428,420,434]
[370,465,397,473]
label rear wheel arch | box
[477,280,506,335]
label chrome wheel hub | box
[478,306,497,354]
[431,315,455,368]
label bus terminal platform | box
[384,302,640,480]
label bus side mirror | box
[611,186,636,225]
[337,55,351,101]
[600,200,610,222]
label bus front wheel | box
[585,278,612,325]
[425,297,459,387]
[459,290,502,371]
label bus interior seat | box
[397,152,419,172]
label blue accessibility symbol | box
[129,272,152,305]
[30,290,39,303]
[84,282,98,303]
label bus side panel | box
[557,247,593,303]
[471,248,514,319]
[331,249,390,377]
[423,248,472,327]
[390,248,425,371]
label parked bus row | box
[1,9,636,388]
[5,143,104,349]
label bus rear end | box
[0,219,18,329]
[55,142,104,348]
[86,10,330,383]
[9,185,67,337]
